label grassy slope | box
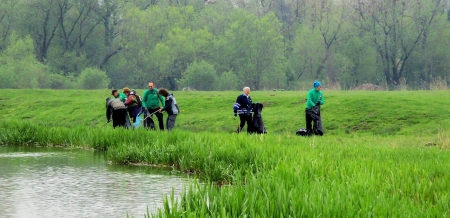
[1,89,450,135]
[2,89,450,216]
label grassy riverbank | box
[1,90,450,216]
[1,121,450,216]
[2,89,450,135]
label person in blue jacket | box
[233,87,253,133]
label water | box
[0,146,186,218]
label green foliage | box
[178,60,217,90]
[0,1,448,90]
[217,71,239,91]
[0,34,50,89]
[78,68,110,89]
[49,74,77,89]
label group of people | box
[233,81,325,136]
[106,82,180,131]
[105,80,324,135]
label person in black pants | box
[106,98,128,129]
[305,81,325,136]
[233,87,253,133]
[142,82,165,130]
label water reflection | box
[0,146,185,218]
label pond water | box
[0,146,186,218]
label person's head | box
[243,87,250,95]
[158,88,169,97]
[148,82,155,90]
[111,89,118,98]
[313,81,321,91]
[123,87,131,96]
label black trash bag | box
[296,128,309,136]
[306,104,324,136]
[251,103,267,134]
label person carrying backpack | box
[123,88,142,123]
[142,82,165,130]
[158,88,179,131]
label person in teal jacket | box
[142,82,165,130]
[112,90,127,103]
[305,81,325,135]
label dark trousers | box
[166,114,177,131]
[147,107,164,130]
[112,109,127,129]
[305,110,313,134]
[238,114,253,133]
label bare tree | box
[310,0,350,84]
[58,0,102,51]
[94,0,124,69]
[354,0,442,86]
[0,1,17,48]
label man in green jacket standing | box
[305,81,325,135]
[142,82,165,130]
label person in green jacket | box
[305,81,325,135]
[142,82,165,130]
[112,89,127,103]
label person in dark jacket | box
[106,97,127,128]
[158,88,179,131]
[233,87,253,133]
[123,88,141,123]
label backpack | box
[135,95,142,107]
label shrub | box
[78,68,110,89]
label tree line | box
[0,0,449,90]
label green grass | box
[1,90,450,217]
[2,89,450,135]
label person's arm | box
[124,96,133,106]
[319,93,324,105]
[106,103,112,122]
[307,90,316,108]
[233,96,241,114]
[158,93,165,107]
[160,98,172,112]
[142,90,147,107]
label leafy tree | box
[223,11,286,90]
[217,71,239,91]
[0,34,50,89]
[178,60,217,91]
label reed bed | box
[1,121,450,217]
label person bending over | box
[106,97,127,128]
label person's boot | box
[237,126,242,133]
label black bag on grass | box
[297,105,324,137]
[251,103,267,134]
